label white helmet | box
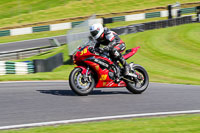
[89,23,104,39]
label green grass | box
[0,23,199,85]
[0,0,199,28]
[122,23,200,85]
[1,114,200,133]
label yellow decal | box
[100,75,107,81]
[80,48,87,55]
[95,66,99,71]
[103,82,107,86]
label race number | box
[100,75,107,81]
[80,48,87,55]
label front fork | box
[83,67,92,82]
[76,66,92,82]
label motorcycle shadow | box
[37,89,131,96]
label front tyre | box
[125,64,149,94]
[69,67,95,96]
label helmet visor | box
[90,30,98,37]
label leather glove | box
[88,46,94,53]
[95,47,103,53]
[103,46,110,52]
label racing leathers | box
[94,27,130,79]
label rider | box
[89,23,130,79]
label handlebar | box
[88,46,110,58]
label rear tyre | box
[125,64,149,94]
[69,68,95,96]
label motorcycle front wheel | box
[69,67,95,96]
[125,64,149,94]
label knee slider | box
[111,49,120,58]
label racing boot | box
[115,75,120,83]
[124,64,130,76]
[114,65,121,83]
[119,56,130,76]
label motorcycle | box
[69,41,149,96]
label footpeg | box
[115,78,120,83]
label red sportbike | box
[69,42,149,96]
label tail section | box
[123,46,140,60]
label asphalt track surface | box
[0,35,66,53]
[0,81,200,127]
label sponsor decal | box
[95,66,99,71]
[118,82,126,87]
[121,46,125,51]
[94,59,109,68]
[106,81,114,86]
[114,51,120,56]
[103,82,107,86]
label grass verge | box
[0,23,199,85]
[1,114,200,133]
[0,0,199,28]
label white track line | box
[0,110,200,130]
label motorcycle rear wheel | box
[69,67,95,96]
[125,64,149,94]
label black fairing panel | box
[84,57,110,69]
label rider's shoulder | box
[104,27,115,41]
[104,27,117,35]
[104,27,111,34]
